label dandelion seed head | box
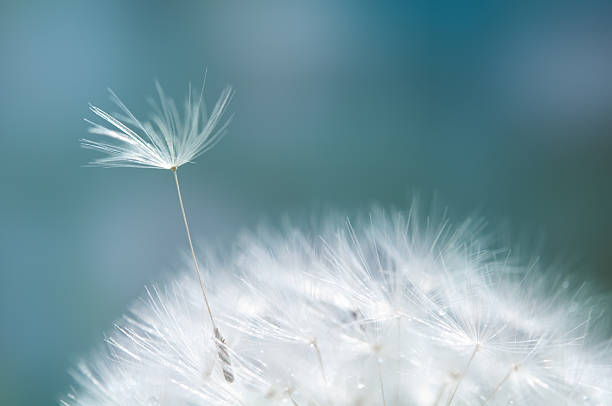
[64,208,612,405]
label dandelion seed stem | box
[446,343,479,406]
[286,389,300,406]
[481,364,519,405]
[377,357,387,406]
[433,383,448,406]
[171,167,217,329]
[173,168,234,383]
[311,339,328,385]
[395,316,401,405]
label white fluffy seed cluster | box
[63,209,612,406]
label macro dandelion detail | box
[63,207,612,405]
[70,76,612,406]
[81,77,235,382]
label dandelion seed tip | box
[170,166,177,172]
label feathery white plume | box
[63,208,612,406]
[82,79,233,169]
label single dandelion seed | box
[82,75,235,382]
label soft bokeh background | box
[1,0,611,404]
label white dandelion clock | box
[81,76,235,383]
[64,208,612,406]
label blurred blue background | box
[1,1,611,404]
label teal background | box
[1,1,611,404]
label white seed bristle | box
[82,80,233,169]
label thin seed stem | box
[286,389,300,406]
[446,344,479,406]
[171,167,216,329]
[433,383,448,406]
[311,339,328,385]
[395,316,401,405]
[377,357,387,406]
[172,168,234,383]
[481,364,519,406]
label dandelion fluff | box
[82,79,233,170]
[63,208,612,405]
